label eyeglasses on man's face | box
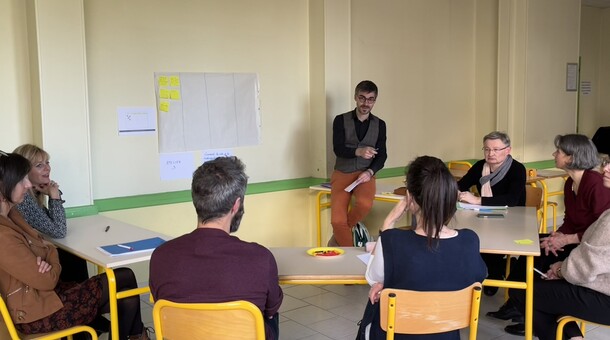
[356,95,376,104]
[482,146,509,154]
[601,157,610,168]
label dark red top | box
[560,169,610,240]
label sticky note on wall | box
[160,89,170,99]
[158,76,169,87]
[159,101,170,112]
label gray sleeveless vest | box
[334,112,379,173]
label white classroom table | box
[275,207,540,340]
[48,215,170,340]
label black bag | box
[355,300,379,340]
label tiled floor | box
[98,284,610,339]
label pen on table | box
[105,226,110,232]
[533,267,548,279]
[116,244,134,251]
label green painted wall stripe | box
[65,159,558,217]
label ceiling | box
[582,0,610,8]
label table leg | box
[525,255,534,340]
[316,191,331,247]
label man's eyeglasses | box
[357,95,376,104]
[482,146,509,154]
[601,157,610,168]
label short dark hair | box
[0,152,31,203]
[483,131,511,147]
[405,156,457,247]
[354,80,378,97]
[191,156,248,226]
[554,134,599,170]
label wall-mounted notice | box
[202,149,233,163]
[154,72,261,153]
[581,81,592,95]
[566,63,578,92]
[117,107,157,136]
[159,152,194,180]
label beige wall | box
[1,0,600,247]
[102,189,318,247]
[84,0,311,199]
[595,8,610,129]
[580,6,602,136]
[1,0,32,147]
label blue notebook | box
[97,237,166,256]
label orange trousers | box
[330,170,376,246]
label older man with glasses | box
[328,80,388,247]
[457,131,527,296]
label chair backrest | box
[380,282,482,340]
[153,299,266,340]
[525,185,543,210]
[447,161,472,171]
[556,315,610,340]
[0,294,97,340]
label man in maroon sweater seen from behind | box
[149,156,283,339]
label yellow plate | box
[306,247,344,257]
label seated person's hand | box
[369,282,384,304]
[36,180,61,199]
[458,191,482,205]
[540,232,568,256]
[381,198,408,231]
[36,256,52,273]
[356,146,378,160]
[546,261,563,280]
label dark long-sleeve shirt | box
[457,159,526,206]
[332,110,387,174]
[150,228,283,339]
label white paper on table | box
[357,253,371,265]
[458,202,508,211]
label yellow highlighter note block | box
[514,239,534,245]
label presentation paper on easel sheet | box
[154,72,262,153]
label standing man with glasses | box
[329,80,387,246]
[457,131,526,296]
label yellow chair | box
[379,282,482,340]
[0,295,98,340]
[525,185,544,231]
[448,161,472,171]
[556,315,610,339]
[152,299,266,340]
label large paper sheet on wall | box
[154,72,261,153]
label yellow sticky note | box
[514,239,534,245]
[170,90,181,100]
[159,76,169,87]
[170,76,180,87]
[159,89,170,99]
[159,101,170,112]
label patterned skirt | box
[16,275,103,334]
